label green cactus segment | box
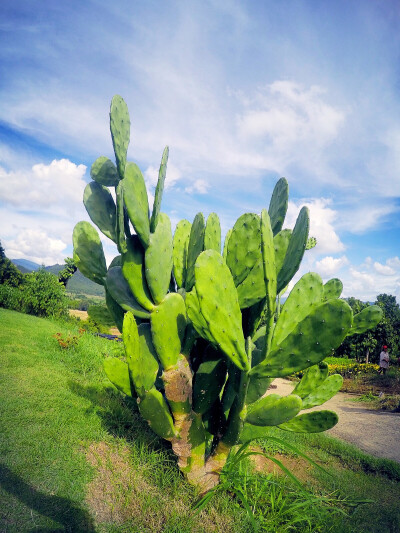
[195,250,249,371]
[186,288,214,343]
[72,221,107,285]
[83,182,117,242]
[145,213,173,304]
[268,177,289,236]
[106,266,150,318]
[246,394,302,426]
[90,156,120,187]
[348,305,383,336]
[122,236,154,311]
[150,146,169,233]
[193,347,228,414]
[274,229,292,277]
[138,388,177,440]
[123,313,159,397]
[277,207,309,293]
[173,219,191,289]
[306,236,317,250]
[122,162,150,248]
[260,209,277,324]
[278,410,338,433]
[292,362,329,399]
[105,288,125,332]
[185,212,205,291]
[246,375,273,405]
[150,293,187,369]
[103,357,133,397]
[226,213,261,287]
[204,213,221,253]
[272,273,323,349]
[223,228,232,262]
[110,95,130,178]
[115,181,128,254]
[323,278,343,300]
[301,374,343,409]
[251,299,352,378]
[236,258,265,308]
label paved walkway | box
[270,379,400,464]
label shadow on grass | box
[68,380,171,453]
[0,464,95,532]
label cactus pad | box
[292,362,329,399]
[123,162,150,248]
[103,357,133,397]
[204,213,221,253]
[173,219,191,289]
[226,213,261,287]
[110,95,130,178]
[278,410,338,433]
[251,299,352,378]
[150,146,169,233]
[268,177,289,236]
[195,250,248,371]
[106,266,150,318]
[124,314,159,397]
[122,236,154,311]
[277,207,309,293]
[323,278,343,300]
[73,221,107,285]
[348,305,383,336]
[272,273,323,349]
[83,181,117,242]
[145,213,173,304]
[185,212,205,291]
[150,293,187,370]
[301,374,343,409]
[138,388,177,439]
[90,156,119,187]
[246,393,302,426]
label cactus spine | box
[73,96,383,494]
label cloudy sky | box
[0,0,399,301]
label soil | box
[270,378,400,464]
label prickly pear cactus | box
[73,96,383,494]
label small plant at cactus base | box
[72,95,383,495]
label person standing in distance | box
[378,345,390,375]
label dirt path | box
[271,379,400,464]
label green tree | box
[0,240,23,287]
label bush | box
[0,268,68,318]
[22,268,68,318]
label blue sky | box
[0,0,399,301]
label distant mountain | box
[11,259,105,297]
[12,258,41,271]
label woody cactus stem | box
[72,96,383,494]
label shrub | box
[21,268,68,318]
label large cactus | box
[73,96,382,494]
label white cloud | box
[144,161,182,190]
[315,255,349,277]
[374,261,396,276]
[5,229,67,265]
[285,198,345,254]
[185,179,210,195]
[0,159,87,215]
[387,257,400,269]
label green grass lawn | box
[1,308,399,532]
